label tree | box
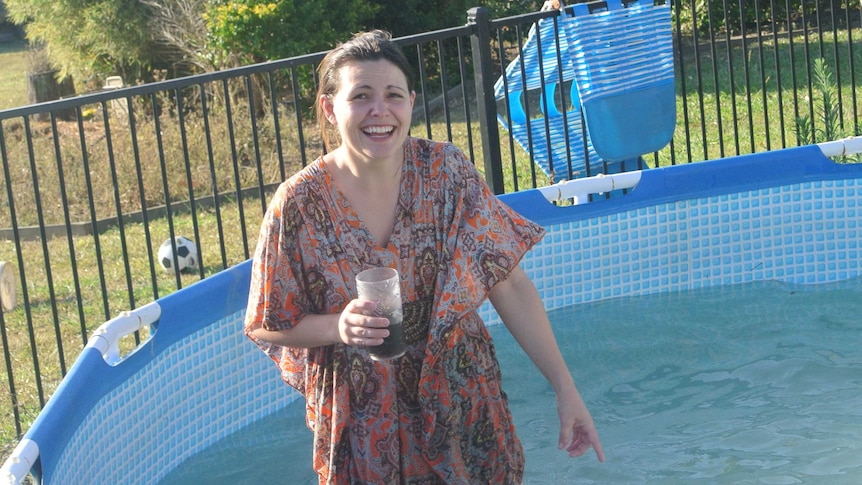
[204,0,378,67]
[365,0,538,38]
[5,0,537,87]
[139,0,213,75]
[7,0,217,83]
[6,0,155,82]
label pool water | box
[506,277,862,484]
[161,278,862,484]
[158,400,315,484]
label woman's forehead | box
[336,60,409,91]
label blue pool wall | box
[479,144,862,324]
[23,262,299,484]
[17,144,862,483]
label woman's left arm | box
[489,266,606,462]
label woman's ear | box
[410,90,416,107]
[320,95,336,125]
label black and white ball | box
[157,236,198,273]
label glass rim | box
[356,267,398,283]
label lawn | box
[0,39,28,110]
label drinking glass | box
[355,267,406,360]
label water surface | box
[162,278,862,484]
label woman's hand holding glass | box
[338,299,390,347]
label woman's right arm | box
[250,300,391,349]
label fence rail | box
[0,1,860,448]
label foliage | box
[138,0,214,76]
[796,57,861,163]
[370,0,472,37]
[204,0,378,67]
[0,0,13,30]
[3,0,537,87]
[4,0,154,81]
[332,0,538,39]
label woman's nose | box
[369,96,387,115]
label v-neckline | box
[321,158,404,252]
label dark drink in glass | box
[356,267,407,361]
[369,309,406,360]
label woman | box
[245,30,604,484]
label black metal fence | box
[0,1,860,447]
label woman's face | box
[321,59,415,166]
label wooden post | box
[26,70,76,121]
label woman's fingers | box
[339,300,390,346]
[350,325,387,346]
[563,423,605,461]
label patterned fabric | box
[245,137,546,484]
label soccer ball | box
[157,236,199,273]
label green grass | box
[0,40,29,110]
[658,28,862,167]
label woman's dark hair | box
[315,30,414,151]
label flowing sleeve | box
[435,142,546,320]
[244,179,312,395]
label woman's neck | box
[326,145,404,189]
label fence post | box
[467,7,505,195]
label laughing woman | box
[244,30,604,484]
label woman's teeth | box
[364,126,393,136]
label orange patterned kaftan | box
[245,137,545,484]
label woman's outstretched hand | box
[557,387,605,462]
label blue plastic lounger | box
[495,15,603,182]
[564,0,676,162]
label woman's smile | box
[362,124,396,139]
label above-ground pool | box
[3,138,862,484]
